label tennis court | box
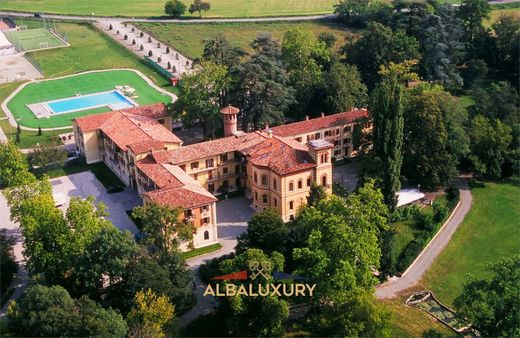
[4,28,68,52]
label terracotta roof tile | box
[144,186,217,209]
[271,109,369,137]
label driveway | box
[180,196,252,326]
[50,171,141,234]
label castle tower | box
[307,139,333,194]
[220,105,240,137]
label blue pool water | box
[47,90,134,114]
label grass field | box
[422,179,520,305]
[134,20,356,59]
[6,69,172,128]
[4,28,67,52]
[0,0,337,18]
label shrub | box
[131,27,135,32]
[199,253,235,284]
[164,0,187,18]
[167,61,171,69]
[148,36,152,43]
[116,30,119,35]
[157,42,161,48]
[172,65,176,73]
[415,212,435,232]
[108,24,113,30]
[396,236,428,272]
[158,56,162,63]
[433,202,449,223]
[166,46,170,54]
[175,53,179,60]
[132,39,136,45]
[124,34,128,40]
[148,50,153,57]
[140,44,144,51]
[140,31,144,38]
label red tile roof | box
[74,105,182,154]
[242,135,316,175]
[271,109,369,137]
[117,103,170,119]
[144,186,217,209]
[152,132,265,164]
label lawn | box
[134,20,357,59]
[421,179,520,305]
[181,243,223,260]
[0,0,338,18]
[6,69,172,128]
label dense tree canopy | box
[323,62,368,114]
[127,288,175,338]
[235,208,288,255]
[454,256,520,337]
[164,0,186,17]
[0,230,18,298]
[0,142,35,188]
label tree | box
[172,61,229,138]
[37,126,42,136]
[343,22,420,88]
[492,14,520,81]
[370,62,413,209]
[334,0,370,27]
[323,62,368,114]
[471,81,519,124]
[235,209,288,254]
[457,0,491,53]
[462,58,488,88]
[282,27,331,116]
[468,115,512,178]
[454,256,520,337]
[0,142,35,188]
[131,202,194,253]
[27,146,67,169]
[189,0,210,17]
[164,0,186,17]
[0,230,18,298]
[403,89,456,188]
[202,33,245,70]
[6,285,128,337]
[307,181,326,207]
[318,31,337,48]
[235,33,294,129]
[127,289,175,338]
[293,181,390,336]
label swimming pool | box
[46,90,136,114]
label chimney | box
[266,129,273,139]
[264,122,269,130]
[305,115,309,121]
[321,112,325,118]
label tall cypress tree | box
[370,62,411,209]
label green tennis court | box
[6,69,173,128]
[4,28,67,52]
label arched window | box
[298,180,302,189]
[262,194,268,203]
[289,182,294,191]
[261,175,267,185]
[307,178,311,186]
[254,172,258,183]
[273,178,277,190]
[274,198,277,207]
[289,201,294,209]
[255,192,258,200]
[204,231,209,240]
[322,175,327,186]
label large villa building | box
[73,103,369,250]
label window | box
[201,205,208,212]
[235,165,240,174]
[289,182,294,191]
[324,130,330,137]
[274,198,277,207]
[208,183,215,192]
[322,175,327,186]
[334,140,340,147]
[273,178,277,190]
[184,210,193,218]
[202,218,210,225]
[204,231,209,240]
[255,192,258,200]
[298,180,303,189]
[193,173,198,180]
[262,194,268,203]
[307,178,311,187]
[320,154,328,163]
[295,137,302,142]
[306,135,311,141]
[261,175,267,185]
[289,201,294,209]
[222,180,229,189]
[220,153,228,162]
[208,171,213,180]
[206,159,214,167]
[315,132,321,139]
[344,137,352,144]
[334,150,341,156]
[158,118,165,124]
[343,126,352,133]
[190,162,199,169]
[290,215,295,221]
[179,164,186,171]
[223,167,229,174]
[254,172,258,183]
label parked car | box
[34,12,43,18]
[107,185,124,194]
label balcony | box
[201,210,210,218]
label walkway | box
[0,11,335,23]
[375,180,473,299]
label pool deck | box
[26,102,52,119]
[1,68,178,132]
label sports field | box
[134,21,356,59]
[4,28,67,52]
[0,0,337,18]
[5,70,173,129]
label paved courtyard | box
[50,171,141,234]
[332,161,360,191]
[0,54,42,84]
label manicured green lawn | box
[422,179,520,306]
[6,69,172,129]
[0,0,338,18]
[134,20,357,59]
[4,28,67,52]
[181,243,223,260]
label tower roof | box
[220,105,240,115]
